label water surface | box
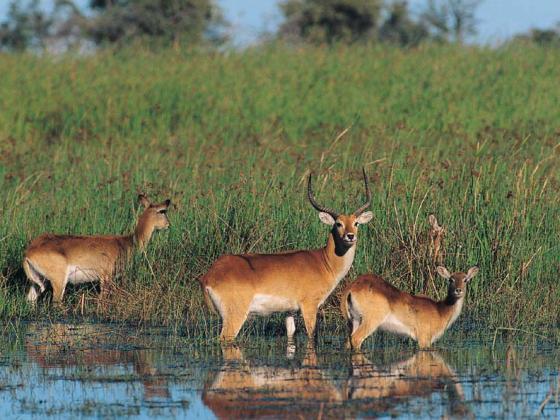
[0,323,558,418]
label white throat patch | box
[447,298,465,329]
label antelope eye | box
[354,222,359,227]
[158,209,167,214]
[335,222,343,228]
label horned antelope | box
[341,265,479,350]
[200,169,373,342]
[23,194,171,304]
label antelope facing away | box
[200,169,373,342]
[341,265,479,350]
[23,194,171,304]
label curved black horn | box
[307,173,339,218]
[353,168,371,216]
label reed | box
[0,44,558,340]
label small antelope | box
[428,214,445,265]
[388,214,444,281]
[200,169,373,342]
[341,265,479,350]
[23,194,171,304]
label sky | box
[1,0,559,46]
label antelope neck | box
[441,296,465,329]
[132,214,155,250]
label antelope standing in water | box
[23,194,171,304]
[341,265,479,350]
[200,169,373,342]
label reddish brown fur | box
[341,265,478,350]
[201,212,371,341]
[428,214,445,265]
[200,171,373,342]
[23,194,170,304]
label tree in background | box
[84,0,226,46]
[513,23,560,48]
[0,0,225,52]
[0,0,488,52]
[0,0,52,51]
[279,0,383,44]
[379,1,429,47]
[278,0,479,46]
[420,0,480,43]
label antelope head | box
[307,169,373,255]
[428,214,444,241]
[138,193,171,231]
[436,266,479,301]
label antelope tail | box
[23,258,46,292]
[199,277,218,315]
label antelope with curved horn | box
[341,265,479,350]
[200,169,373,342]
[23,194,171,304]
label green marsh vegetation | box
[0,44,558,343]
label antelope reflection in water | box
[345,351,471,417]
[25,323,169,401]
[203,345,470,418]
[202,345,344,418]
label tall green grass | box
[0,44,558,338]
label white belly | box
[248,294,299,316]
[379,314,415,339]
[66,266,100,284]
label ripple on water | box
[0,322,558,418]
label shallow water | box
[0,323,558,419]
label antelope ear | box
[436,266,451,280]
[465,266,479,282]
[318,212,335,226]
[356,211,373,224]
[138,194,151,209]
